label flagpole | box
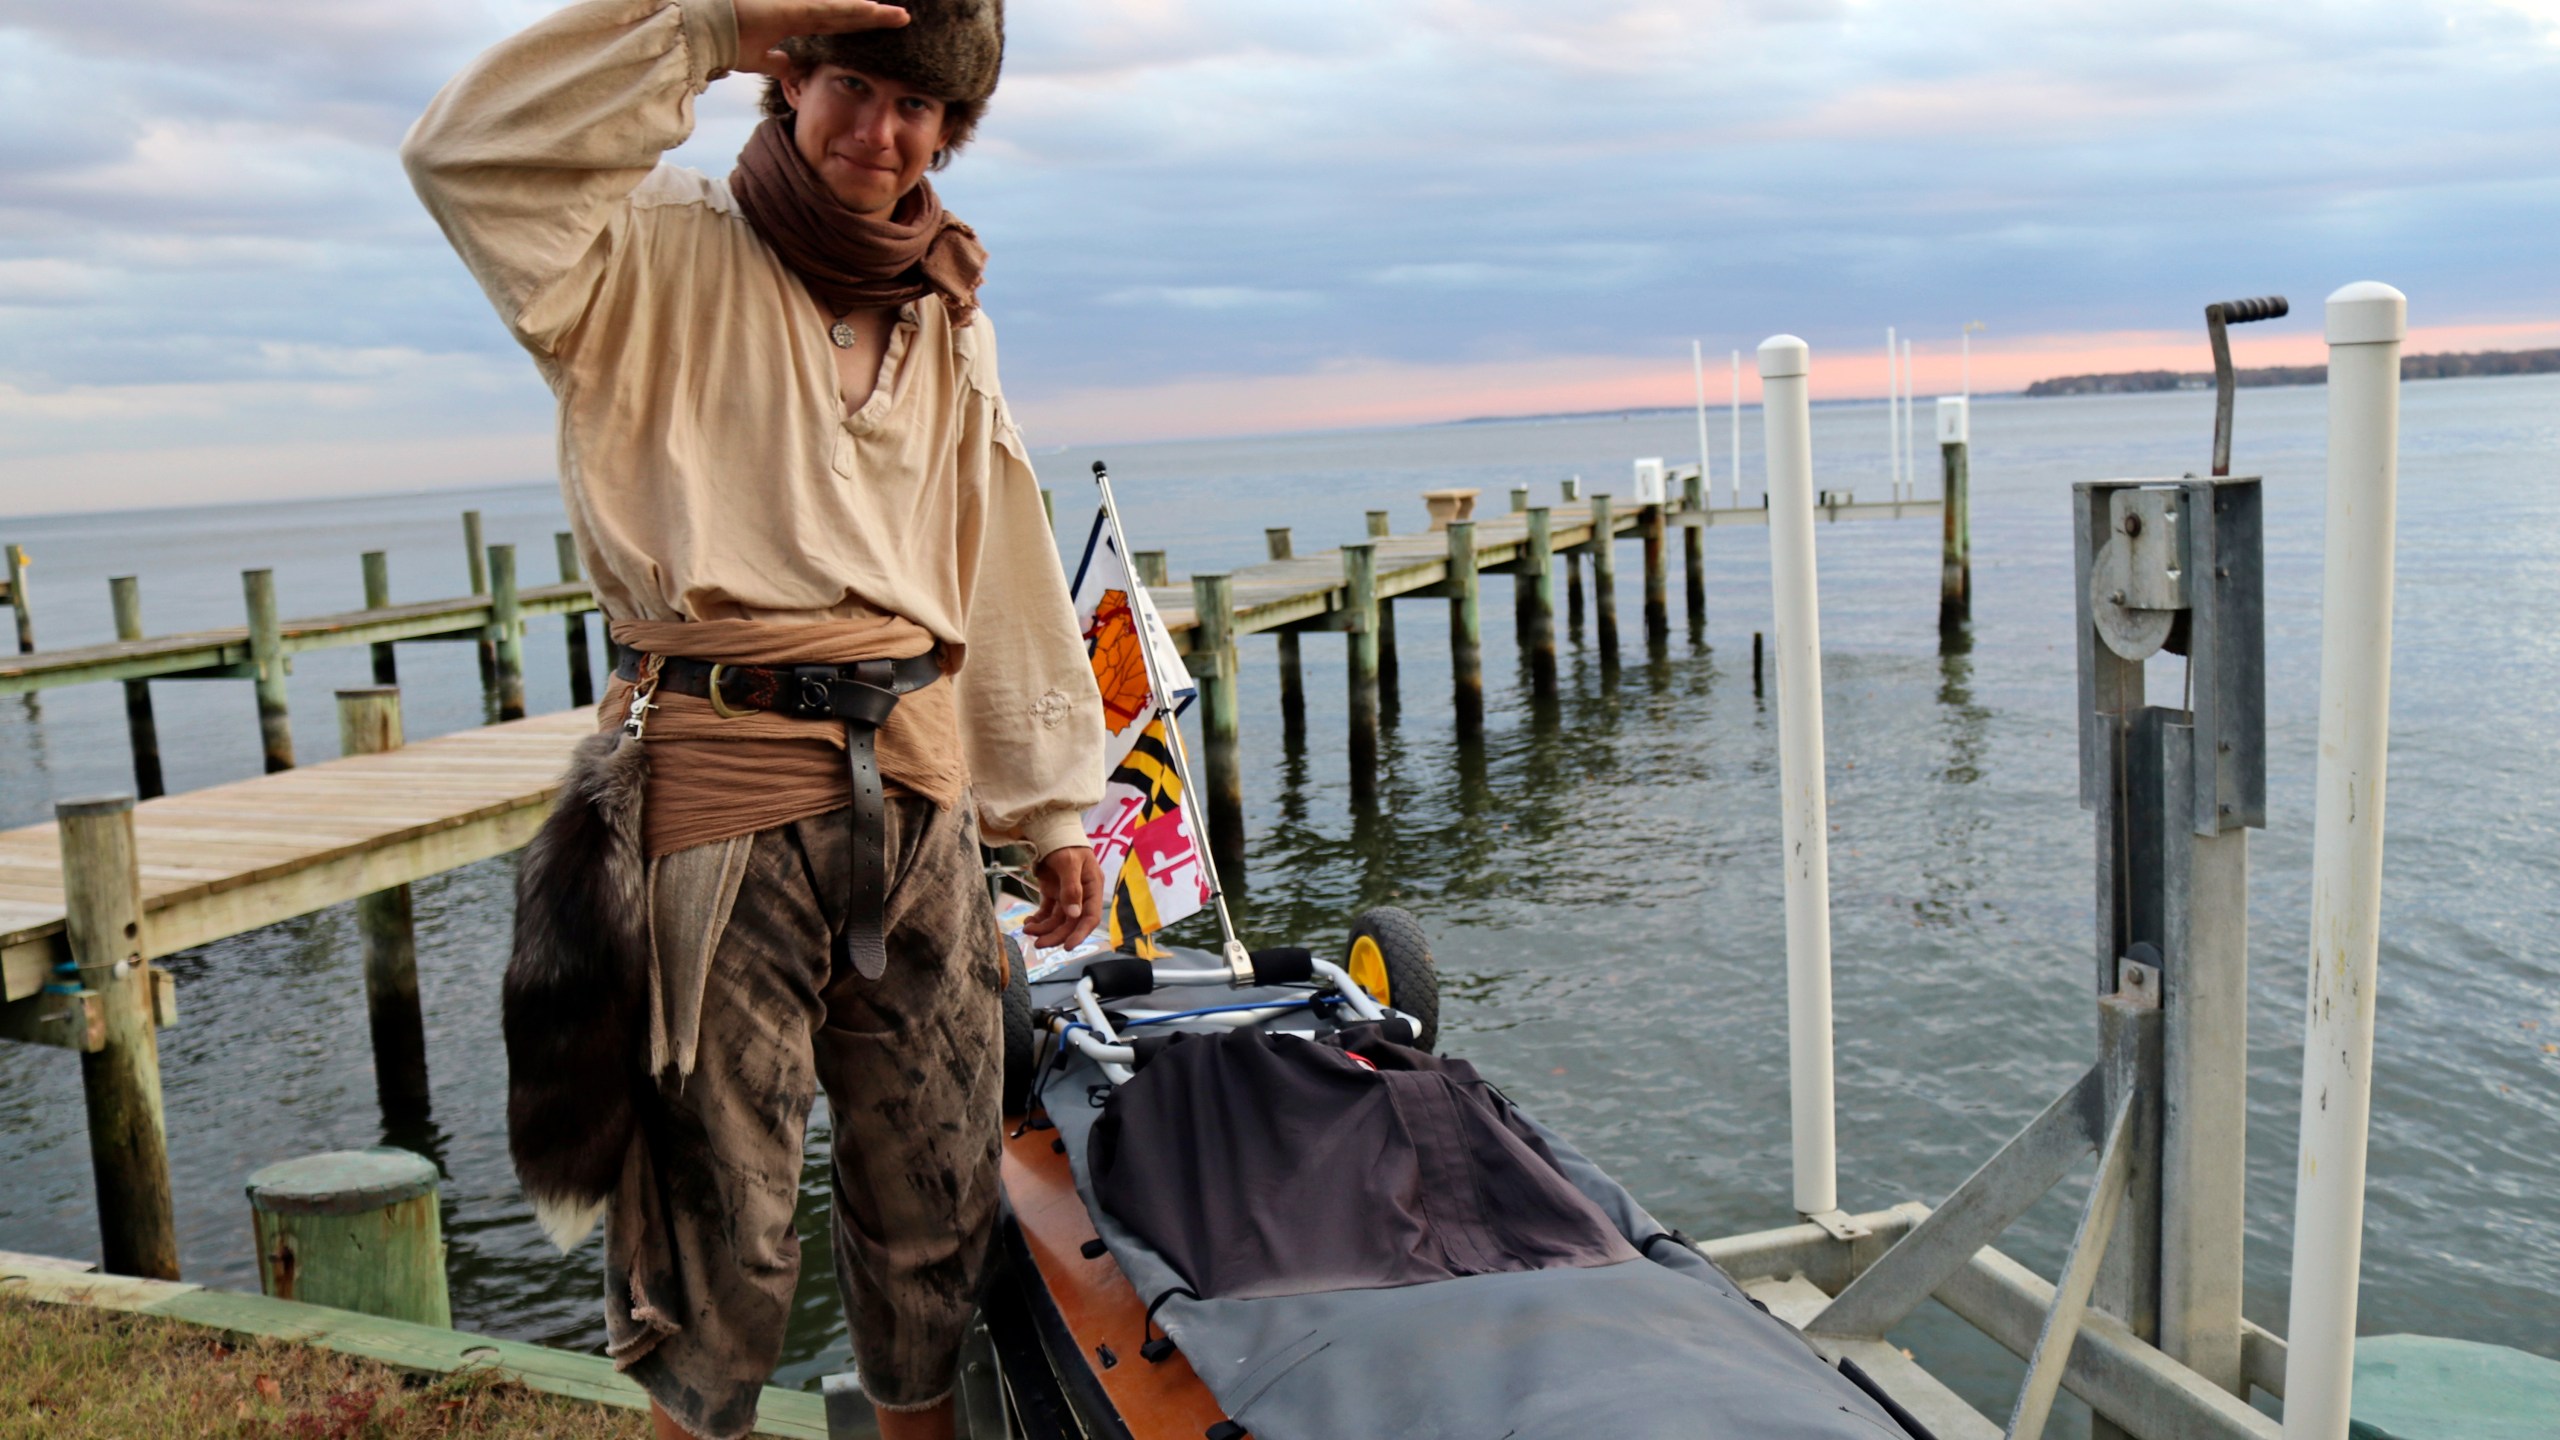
[1090,461,1252,975]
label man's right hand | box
[731,0,911,79]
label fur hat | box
[772,0,1005,103]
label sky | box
[2,0,2558,513]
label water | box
[3,376,2556,1417]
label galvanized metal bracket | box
[1803,1208,1874,1243]
[1808,1064,2108,1339]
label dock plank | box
[0,709,588,1000]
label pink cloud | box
[1012,315,2560,444]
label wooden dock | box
[0,465,1965,1313]
[0,710,589,1020]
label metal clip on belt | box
[617,649,944,979]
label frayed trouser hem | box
[863,1384,954,1414]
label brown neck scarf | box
[728,117,988,325]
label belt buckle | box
[790,665,838,719]
[705,662,750,720]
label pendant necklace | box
[830,319,857,349]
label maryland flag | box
[1071,511,1209,952]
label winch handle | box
[2208,294,2291,475]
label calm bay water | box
[2,376,2555,1416]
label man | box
[403,2,1105,1437]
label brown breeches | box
[602,798,1006,1438]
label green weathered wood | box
[486,544,525,721]
[0,986,105,1052]
[1941,441,1972,634]
[1524,507,1557,698]
[1509,485,1530,514]
[361,552,398,685]
[6,542,32,654]
[337,690,428,1116]
[1642,502,1670,643]
[1263,529,1304,741]
[243,570,294,773]
[61,794,179,1279]
[554,533,594,708]
[462,511,496,690]
[249,1148,450,1327]
[1132,550,1168,587]
[1365,511,1399,707]
[1190,573,1244,882]
[111,577,165,800]
[1342,542,1380,805]
[1683,504,1708,635]
[1589,494,1620,661]
[1445,521,1483,738]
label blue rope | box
[1120,999,1315,1028]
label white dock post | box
[1884,327,1901,503]
[1901,338,1916,503]
[1730,350,1743,509]
[1692,339,1714,502]
[1760,334,1839,1219]
[2280,281,2407,1440]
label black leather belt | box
[617,648,945,979]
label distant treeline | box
[2024,347,2560,397]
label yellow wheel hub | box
[1346,934,1391,1005]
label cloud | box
[1,0,2557,513]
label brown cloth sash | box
[597,617,969,860]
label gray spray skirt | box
[1016,955,1929,1440]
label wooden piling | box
[337,689,429,1115]
[1343,542,1381,804]
[1682,470,1707,632]
[1589,494,1620,660]
[1264,529,1304,739]
[248,1149,450,1327]
[1510,485,1530,514]
[5,542,33,654]
[60,794,178,1280]
[1940,439,1972,635]
[1753,630,1765,695]
[1133,550,1168,587]
[109,578,164,800]
[1560,480,1585,634]
[1190,573,1245,880]
[1365,510,1398,706]
[462,512,495,694]
[1524,507,1557,697]
[243,569,294,773]
[1446,520,1483,738]
[487,544,526,722]
[1641,502,1670,642]
[554,533,593,709]
[360,552,398,686]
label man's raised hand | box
[731,0,910,79]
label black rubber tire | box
[1000,942,1037,1117]
[1346,906,1440,1052]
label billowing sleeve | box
[953,334,1107,857]
[401,0,736,357]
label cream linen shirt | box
[402,0,1103,856]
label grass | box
[0,1295,643,1440]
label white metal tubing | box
[1309,959,1389,1021]
[1759,333,1839,1217]
[1902,338,1916,502]
[1885,327,1901,501]
[1692,339,1714,499]
[1730,350,1744,509]
[2280,281,2407,1440]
